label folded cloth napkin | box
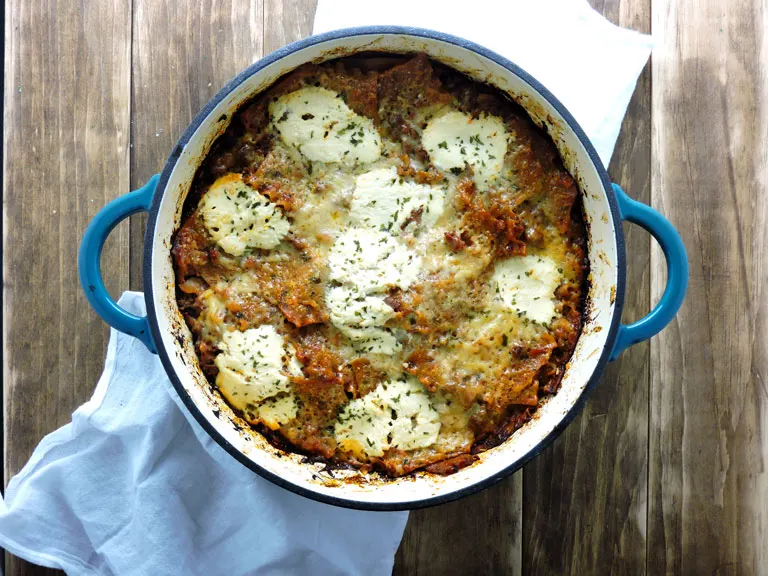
[0,3,651,574]
[0,293,408,575]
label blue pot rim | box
[144,25,627,511]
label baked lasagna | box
[172,54,588,477]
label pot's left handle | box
[78,175,160,353]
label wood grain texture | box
[522,2,651,574]
[649,0,768,573]
[3,1,132,574]
[128,0,264,288]
[264,0,317,52]
[394,473,523,575]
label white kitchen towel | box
[314,0,653,167]
[0,293,408,575]
[0,3,651,575]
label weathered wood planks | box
[3,1,132,574]
[649,0,768,573]
[128,0,265,288]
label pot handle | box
[78,175,160,353]
[609,183,688,360]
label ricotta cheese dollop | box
[491,254,563,325]
[199,174,289,256]
[214,326,299,425]
[349,167,445,233]
[334,377,441,457]
[422,109,508,190]
[327,227,421,293]
[269,87,382,165]
[325,285,398,355]
[326,227,422,353]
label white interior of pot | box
[149,32,620,507]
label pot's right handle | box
[78,175,160,353]
[609,184,688,360]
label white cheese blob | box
[335,378,440,457]
[269,87,381,165]
[491,254,562,324]
[327,228,422,294]
[349,167,445,233]
[326,286,396,328]
[214,326,294,409]
[257,394,298,430]
[422,110,508,190]
[326,228,422,353]
[325,286,399,354]
[199,174,289,256]
[198,290,228,340]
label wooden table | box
[3,0,766,574]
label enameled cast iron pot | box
[78,27,688,510]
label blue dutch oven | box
[78,27,687,510]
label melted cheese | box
[199,174,289,256]
[325,286,399,354]
[491,254,562,324]
[334,378,440,457]
[181,58,588,470]
[349,167,445,233]
[422,110,507,190]
[326,286,395,328]
[327,227,421,293]
[269,87,381,164]
[214,326,294,408]
[257,394,298,430]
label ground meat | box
[323,62,380,121]
[471,408,532,453]
[259,62,380,121]
[482,336,557,411]
[404,349,443,392]
[242,253,328,328]
[195,340,219,380]
[455,179,527,258]
[444,230,474,252]
[378,53,451,111]
[346,358,383,399]
[244,147,307,212]
[397,154,445,185]
[378,54,452,162]
[292,331,349,385]
[172,212,211,279]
